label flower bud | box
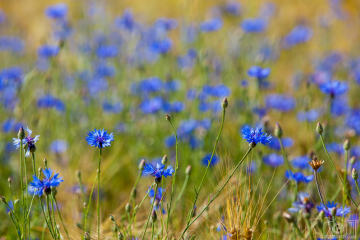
[151,210,157,223]
[330,207,337,217]
[52,187,57,196]
[139,159,145,171]
[125,203,131,213]
[282,212,295,223]
[29,143,36,153]
[84,232,91,240]
[8,211,13,217]
[185,165,191,176]
[161,155,168,165]
[117,232,124,240]
[274,122,282,138]
[38,167,42,174]
[43,158,47,166]
[18,127,25,140]
[350,156,356,169]
[343,139,350,150]
[166,115,171,122]
[249,142,256,149]
[316,122,323,135]
[352,168,358,180]
[131,188,137,198]
[221,97,228,109]
[8,177,12,184]
[83,202,87,209]
[76,170,81,178]
[0,196,6,203]
[109,215,115,221]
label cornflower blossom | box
[13,126,40,157]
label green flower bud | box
[161,155,168,165]
[76,170,81,178]
[125,203,131,213]
[274,122,282,138]
[316,122,323,135]
[352,168,358,180]
[84,232,91,240]
[18,127,25,140]
[139,159,145,171]
[166,115,171,122]
[151,210,157,223]
[343,139,350,150]
[221,97,228,109]
[109,215,115,221]
[185,165,191,176]
[0,196,6,203]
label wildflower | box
[267,137,293,150]
[288,192,314,214]
[102,101,123,114]
[282,26,312,49]
[49,140,68,154]
[325,142,343,155]
[162,101,184,113]
[139,96,164,114]
[149,187,165,213]
[285,171,314,183]
[224,1,241,16]
[86,129,114,148]
[200,18,223,32]
[292,155,311,170]
[262,153,284,167]
[265,94,296,112]
[142,162,174,183]
[319,80,348,97]
[201,154,219,167]
[241,125,272,146]
[296,109,321,122]
[30,168,64,196]
[316,201,350,217]
[247,66,270,80]
[37,45,60,58]
[114,9,137,32]
[240,18,267,33]
[13,126,40,157]
[0,37,24,53]
[96,45,118,58]
[348,214,359,228]
[45,3,68,19]
[37,94,65,112]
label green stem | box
[20,141,27,239]
[9,212,22,239]
[84,174,98,234]
[41,221,47,240]
[354,180,360,199]
[141,184,159,240]
[343,149,348,217]
[151,222,155,240]
[97,148,102,240]
[292,223,305,239]
[319,134,358,207]
[178,147,252,239]
[46,195,56,239]
[54,194,70,240]
[304,217,315,240]
[40,197,56,239]
[186,108,226,224]
[126,182,155,235]
[314,171,325,205]
[170,174,189,216]
[166,118,178,234]
[51,194,59,237]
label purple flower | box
[288,192,314,213]
[13,127,40,157]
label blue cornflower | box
[13,127,40,157]
[247,66,270,80]
[49,140,68,154]
[45,3,68,19]
[30,168,64,196]
[149,187,165,213]
[282,26,312,49]
[201,154,219,167]
[38,45,59,58]
[267,137,293,151]
[240,18,267,33]
[224,1,241,16]
[86,129,114,148]
[102,101,123,114]
[288,192,314,214]
[162,101,184,113]
[139,97,164,114]
[285,171,314,184]
[114,9,137,32]
[263,153,284,167]
[241,125,272,146]
[0,36,24,53]
[142,162,174,182]
[37,94,65,112]
[326,142,343,155]
[292,155,311,170]
[200,18,223,32]
[319,80,348,97]
[297,109,321,122]
[316,201,351,217]
[265,94,296,112]
[96,45,118,58]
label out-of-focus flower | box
[139,97,164,114]
[247,66,270,80]
[30,168,64,196]
[13,126,40,157]
[267,137,294,150]
[224,1,241,16]
[45,3,68,19]
[292,155,311,170]
[319,80,348,97]
[86,129,114,148]
[316,201,350,217]
[282,26,312,49]
[288,192,314,213]
[102,101,123,114]
[265,94,296,112]
[37,95,65,112]
[114,8,137,32]
[285,171,314,183]
[0,36,24,53]
[201,154,219,167]
[50,140,68,154]
[325,142,343,155]
[297,109,321,122]
[163,101,184,113]
[263,153,284,167]
[38,45,60,58]
[96,45,118,58]
[241,18,267,33]
[200,18,223,32]
[149,187,165,213]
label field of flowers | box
[1,0,360,239]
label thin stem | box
[20,141,27,239]
[291,223,305,239]
[54,194,70,240]
[314,171,325,205]
[166,118,178,235]
[186,108,226,224]
[9,212,22,239]
[151,222,155,240]
[170,174,189,216]
[304,217,315,240]
[319,134,358,207]
[178,147,252,239]
[343,149,348,217]
[3,202,21,232]
[141,184,159,240]
[41,221,46,240]
[40,197,56,239]
[97,148,102,240]
[46,195,56,239]
[127,212,132,237]
[126,182,156,235]
[84,174,98,234]
[51,194,59,237]
[355,180,360,198]
[24,154,30,239]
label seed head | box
[131,188,137,198]
[308,155,324,171]
[151,210,157,223]
[316,122,323,135]
[139,159,146,171]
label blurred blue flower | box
[149,187,165,213]
[5,200,13,213]
[164,135,176,148]
[154,18,178,31]
[103,101,123,114]
[142,162,174,180]
[139,96,164,114]
[316,201,350,217]
[241,125,272,146]
[150,38,172,54]
[138,77,163,93]
[292,155,311,170]
[0,9,6,24]
[50,140,68,154]
[326,142,343,155]
[164,80,181,92]
[319,80,348,97]
[288,192,314,213]
[346,109,360,135]
[0,36,24,53]
[200,18,223,32]
[201,154,219,167]
[267,137,294,150]
[45,3,68,19]
[30,168,64,196]
[94,62,115,78]
[202,84,231,97]
[297,109,321,122]
[163,101,184,113]
[263,153,284,167]
[87,78,108,96]
[38,45,59,58]
[0,66,23,88]
[96,45,118,58]
[224,1,241,16]
[285,171,314,183]
[37,95,65,112]
[331,98,350,117]
[265,94,296,112]
[114,9,137,32]
[177,49,197,69]
[241,18,267,33]
[282,26,312,49]
[86,129,114,148]
[13,126,40,157]
[348,214,359,228]
[247,66,270,80]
